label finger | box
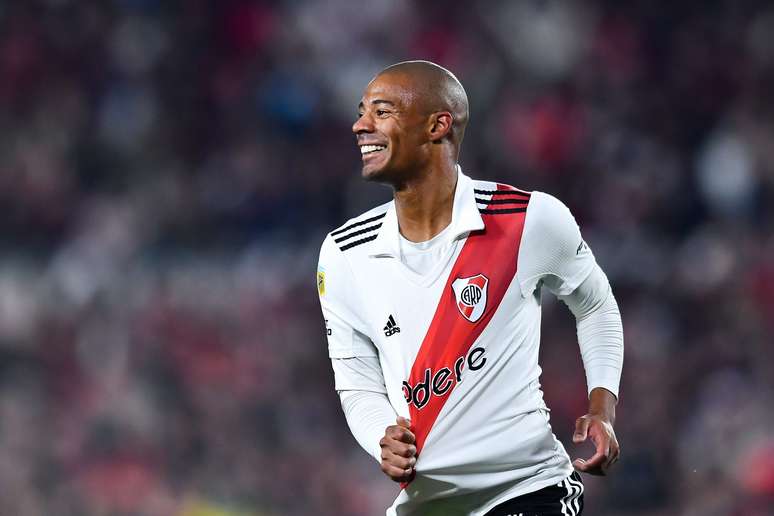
[573,457,604,475]
[573,457,603,476]
[603,443,620,470]
[397,427,416,444]
[396,416,412,429]
[381,450,415,480]
[383,449,416,470]
[589,426,611,462]
[573,417,590,443]
[576,450,607,473]
[391,442,417,458]
[381,461,413,482]
[386,426,416,444]
[382,449,417,469]
[381,434,416,459]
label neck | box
[393,159,458,242]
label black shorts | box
[484,472,584,516]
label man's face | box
[352,73,430,183]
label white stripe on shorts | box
[559,478,573,516]
[567,475,584,514]
[559,476,583,516]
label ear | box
[428,112,453,142]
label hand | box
[572,413,620,475]
[379,416,417,483]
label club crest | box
[451,274,489,322]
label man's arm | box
[317,235,416,482]
[333,357,395,461]
[517,192,623,476]
[334,358,417,482]
[559,265,623,475]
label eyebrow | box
[358,99,396,109]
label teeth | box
[360,144,386,155]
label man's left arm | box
[519,192,624,476]
[558,265,623,475]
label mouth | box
[359,144,388,158]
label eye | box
[376,109,388,116]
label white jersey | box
[317,169,604,515]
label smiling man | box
[317,61,624,516]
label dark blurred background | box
[1,0,774,515]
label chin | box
[362,164,392,183]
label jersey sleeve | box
[517,192,597,297]
[559,265,624,398]
[317,234,378,359]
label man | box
[317,60,623,516]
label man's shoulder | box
[470,178,533,198]
[466,176,574,238]
[322,200,392,255]
[520,191,576,229]
[470,178,535,217]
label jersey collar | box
[368,165,485,258]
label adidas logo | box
[383,314,400,337]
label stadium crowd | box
[1,0,773,515]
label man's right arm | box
[317,236,416,481]
[335,360,416,481]
[333,357,395,462]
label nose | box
[352,112,374,135]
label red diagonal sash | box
[402,186,528,486]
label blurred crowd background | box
[1,0,774,515]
